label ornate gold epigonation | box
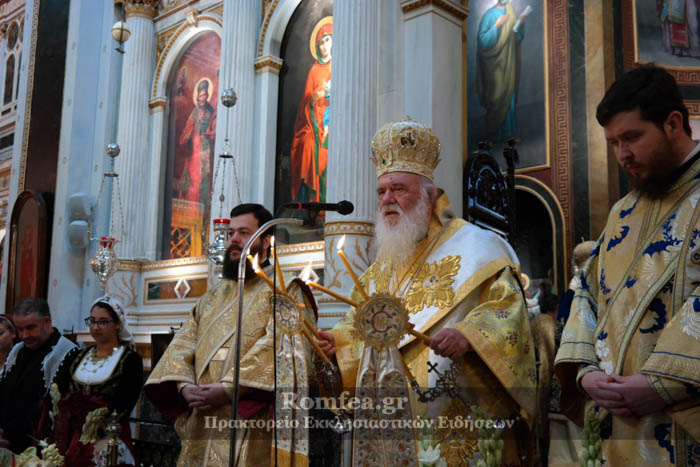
[272,294,303,336]
[353,294,409,351]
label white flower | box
[418,444,442,466]
[595,339,609,358]
[600,360,614,375]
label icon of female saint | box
[290,16,332,204]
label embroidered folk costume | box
[555,149,700,465]
[329,119,536,466]
[45,296,143,466]
[145,266,317,467]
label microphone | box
[282,200,354,215]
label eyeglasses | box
[84,317,116,329]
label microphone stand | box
[229,217,304,467]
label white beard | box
[374,192,432,266]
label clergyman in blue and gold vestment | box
[555,65,700,466]
[317,118,536,466]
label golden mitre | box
[370,117,441,180]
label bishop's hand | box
[430,328,471,360]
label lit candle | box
[248,254,284,294]
[270,236,287,294]
[306,281,360,308]
[336,235,368,299]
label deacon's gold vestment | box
[145,267,309,466]
[555,154,700,465]
[330,194,536,466]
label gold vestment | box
[330,194,536,466]
[145,267,315,466]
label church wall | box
[47,0,123,332]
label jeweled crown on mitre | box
[370,117,441,180]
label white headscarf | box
[91,295,133,343]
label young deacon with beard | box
[316,118,536,465]
[146,203,316,466]
[555,65,700,465]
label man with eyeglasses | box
[0,298,77,453]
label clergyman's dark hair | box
[230,203,273,231]
[13,298,51,319]
[596,64,691,136]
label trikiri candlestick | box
[248,253,329,363]
[300,263,432,346]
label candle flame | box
[337,234,346,251]
[251,253,260,272]
[300,262,313,282]
[271,235,275,248]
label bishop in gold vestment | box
[555,65,700,466]
[318,119,536,466]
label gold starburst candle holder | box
[247,252,329,363]
[301,237,433,382]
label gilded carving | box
[155,23,179,65]
[253,55,283,72]
[324,221,375,237]
[257,0,280,56]
[18,0,39,193]
[401,0,468,21]
[122,0,160,19]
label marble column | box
[113,0,157,259]
[212,0,259,219]
[253,55,283,209]
[321,0,379,328]
[584,0,617,239]
[401,0,467,215]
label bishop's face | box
[376,172,428,227]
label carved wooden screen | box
[463,143,516,244]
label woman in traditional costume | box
[0,316,17,369]
[49,296,143,466]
